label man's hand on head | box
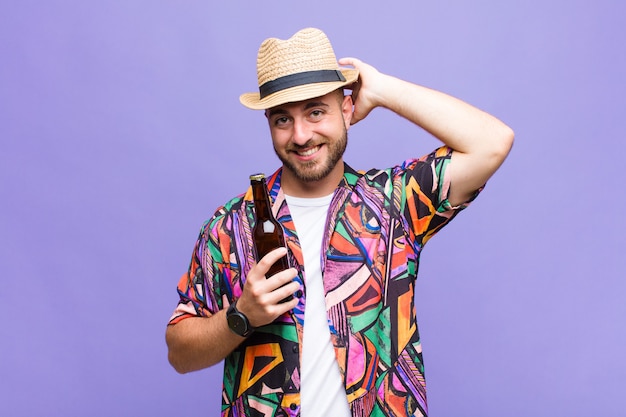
[338,57,387,125]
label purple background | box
[1,1,624,416]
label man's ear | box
[342,94,353,129]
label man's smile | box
[292,144,323,159]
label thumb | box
[350,94,373,125]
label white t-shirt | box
[285,193,351,417]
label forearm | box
[375,73,513,156]
[165,310,245,374]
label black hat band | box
[259,70,346,99]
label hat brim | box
[240,68,359,110]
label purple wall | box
[1,1,624,416]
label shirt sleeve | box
[168,219,221,325]
[401,146,483,245]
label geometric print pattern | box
[169,146,479,416]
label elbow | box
[492,124,515,163]
[168,350,220,374]
[165,325,194,374]
[167,341,209,374]
[165,324,221,374]
[166,337,188,374]
[168,350,192,374]
[479,124,514,177]
[503,125,515,153]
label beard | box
[275,128,348,183]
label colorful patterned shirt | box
[169,146,479,416]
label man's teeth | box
[297,146,320,156]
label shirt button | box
[289,403,297,410]
[295,290,303,298]
[292,345,299,353]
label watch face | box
[227,312,248,336]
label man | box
[166,27,514,417]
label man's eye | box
[309,110,323,118]
[274,117,290,126]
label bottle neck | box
[251,178,273,220]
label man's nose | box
[291,119,312,145]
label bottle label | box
[262,220,275,234]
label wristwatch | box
[226,300,255,337]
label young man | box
[166,28,514,417]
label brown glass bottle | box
[250,173,292,302]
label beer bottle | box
[250,173,292,302]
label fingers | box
[339,57,362,94]
[237,248,300,327]
[240,268,299,328]
[246,266,298,301]
[338,57,361,68]
[248,247,288,282]
[247,247,297,298]
[269,268,300,302]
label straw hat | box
[240,28,359,110]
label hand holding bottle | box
[236,247,300,328]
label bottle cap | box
[250,173,266,181]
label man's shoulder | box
[355,147,453,182]
[351,158,424,187]
[200,192,249,233]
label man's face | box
[266,90,353,184]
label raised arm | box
[339,57,514,206]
